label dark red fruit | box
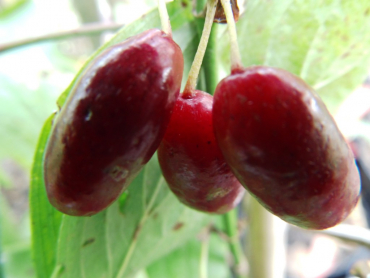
[158,90,245,214]
[213,66,360,229]
[44,29,184,216]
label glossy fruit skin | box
[213,66,360,229]
[44,29,184,216]
[158,90,245,214]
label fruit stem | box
[157,0,172,37]
[183,0,217,96]
[223,209,248,278]
[220,0,243,72]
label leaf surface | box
[146,233,231,278]
[29,115,63,278]
[55,156,210,278]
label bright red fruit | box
[44,29,184,216]
[213,66,360,229]
[158,90,245,214]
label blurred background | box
[1,0,370,277]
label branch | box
[316,224,370,248]
[0,22,124,54]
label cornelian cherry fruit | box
[44,29,184,216]
[213,66,360,229]
[158,90,245,214]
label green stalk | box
[223,210,247,278]
[201,22,219,95]
[195,0,207,13]
[223,210,242,265]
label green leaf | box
[54,156,210,278]
[0,0,29,19]
[0,74,61,187]
[221,0,370,112]
[0,76,45,172]
[29,114,63,278]
[145,233,231,278]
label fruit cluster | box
[43,1,360,230]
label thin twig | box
[0,22,124,54]
[315,224,370,249]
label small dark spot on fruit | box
[230,115,235,120]
[109,166,129,182]
[207,141,211,145]
[153,212,158,219]
[365,8,370,16]
[82,238,95,247]
[172,222,184,231]
[253,114,261,122]
[196,144,199,148]
[181,1,187,7]
[238,94,247,103]
[168,147,175,158]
